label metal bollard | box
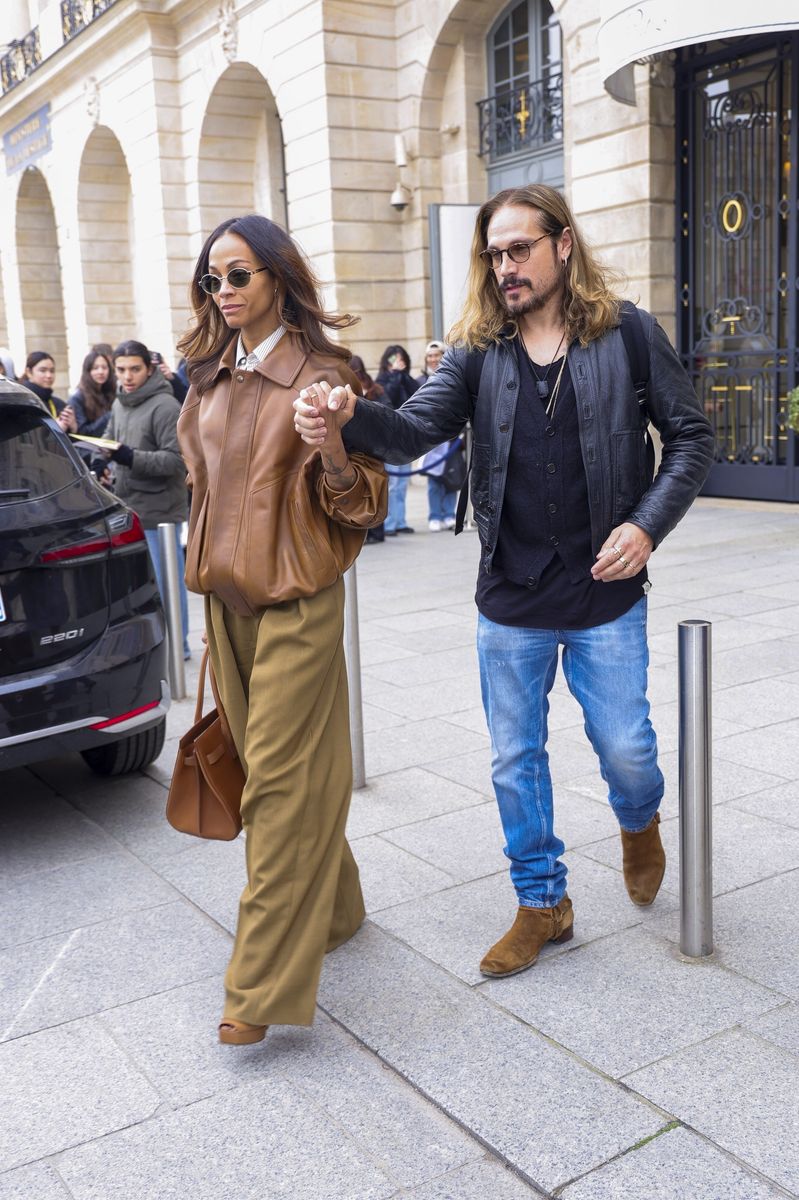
[157,522,186,701]
[678,620,712,957]
[344,562,366,789]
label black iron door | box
[676,36,799,501]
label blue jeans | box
[385,468,409,532]
[427,477,457,522]
[145,526,191,658]
[477,598,663,908]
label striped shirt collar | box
[236,325,286,370]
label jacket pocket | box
[612,428,648,523]
[470,442,491,514]
[241,471,340,603]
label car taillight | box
[40,535,111,562]
[108,510,146,550]
[90,698,160,729]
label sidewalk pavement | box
[1,481,798,1200]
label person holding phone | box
[375,344,419,535]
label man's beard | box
[500,274,562,315]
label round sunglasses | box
[199,266,269,295]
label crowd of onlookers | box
[350,339,465,544]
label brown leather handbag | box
[166,648,244,840]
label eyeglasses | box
[199,266,269,295]
[479,236,549,270]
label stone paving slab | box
[729,779,799,829]
[744,1002,799,1056]
[711,719,799,782]
[32,758,187,866]
[362,671,483,721]
[98,976,486,1190]
[402,1159,545,1199]
[155,837,245,934]
[346,766,488,840]
[319,923,665,1192]
[57,1075,399,1200]
[0,1162,74,1200]
[0,1019,159,1173]
[355,834,457,913]
[624,1029,799,1194]
[0,902,230,1041]
[480,926,784,1077]
[645,870,799,1000]
[0,783,119,883]
[560,1124,789,1200]
[362,718,489,778]
[0,852,178,951]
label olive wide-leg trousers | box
[205,579,365,1027]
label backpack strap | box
[455,348,485,534]
[619,301,656,478]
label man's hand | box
[293,380,357,446]
[591,523,653,582]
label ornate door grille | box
[676,36,799,501]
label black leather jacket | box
[344,310,714,573]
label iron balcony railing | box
[62,0,117,42]
[478,72,563,162]
[0,29,42,95]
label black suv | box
[0,379,169,774]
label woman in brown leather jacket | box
[177,215,386,1045]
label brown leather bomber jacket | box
[177,334,387,616]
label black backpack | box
[455,302,653,532]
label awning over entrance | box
[598,1,799,104]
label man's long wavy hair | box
[178,214,357,394]
[449,185,622,350]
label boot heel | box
[551,923,574,945]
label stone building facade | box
[1,0,797,500]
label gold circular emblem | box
[721,197,745,235]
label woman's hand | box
[293,380,357,446]
[57,406,77,433]
[591,523,653,582]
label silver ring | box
[611,544,623,559]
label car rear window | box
[0,410,82,500]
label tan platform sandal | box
[218,1018,269,1045]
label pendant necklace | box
[544,351,568,422]
[526,330,566,400]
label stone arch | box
[198,63,286,237]
[15,167,68,391]
[77,125,136,350]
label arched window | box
[479,0,563,191]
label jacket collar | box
[214,332,307,389]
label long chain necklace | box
[526,330,566,400]
[544,351,568,421]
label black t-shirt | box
[476,338,648,630]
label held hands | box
[591,523,653,582]
[293,380,357,447]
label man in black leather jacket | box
[294,185,714,979]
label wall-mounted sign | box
[3,103,51,175]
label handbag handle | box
[194,647,240,762]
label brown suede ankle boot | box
[620,811,666,906]
[479,895,574,978]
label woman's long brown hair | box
[178,214,358,394]
[449,185,623,350]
